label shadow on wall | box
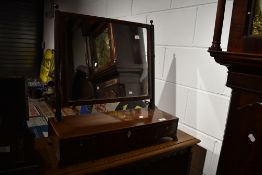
[155,52,177,117]
[189,57,227,175]
[155,52,207,175]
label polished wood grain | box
[36,130,199,175]
[48,108,179,165]
[209,50,262,69]
[209,0,262,174]
[209,0,226,51]
[49,108,177,138]
[227,0,262,54]
[216,89,262,175]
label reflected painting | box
[252,0,262,35]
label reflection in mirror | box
[61,14,150,104]
[252,0,262,35]
[94,27,111,69]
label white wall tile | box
[43,7,55,49]
[148,8,197,46]
[223,86,232,97]
[197,0,233,5]
[162,47,176,83]
[174,85,189,122]
[196,0,216,4]
[106,0,132,18]
[132,0,172,15]
[118,14,147,23]
[178,123,219,175]
[56,0,107,17]
[80,0,107,17]
[155,47,166,79]
[55,0,79,13]
[193,1,233,48]
[155,79,175,116]
[185,89,230,140]
[164,47,227,94]
[155,80,188,122]
[45,0,108,49]
[193,3,216,48]
[210,141,222,175]
[221,1,233,49]
[171,0,229,9]
[203,146,215,175]
[171,0,197,8]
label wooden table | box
[35,130,200,175]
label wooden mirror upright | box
[48,11,179,166]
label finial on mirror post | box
[53,3,59,10]
[150,20,153,25]
[48,0,59,18]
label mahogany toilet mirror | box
[54,11,155,121]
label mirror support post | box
[149,20,155,109]
[55,11,62,122]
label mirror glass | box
[58,13,151,105]
[251,0,262,35]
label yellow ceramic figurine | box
[40,49,55,83]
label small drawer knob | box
[248,134,256,143]
[127,130,131,138]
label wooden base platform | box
[48,108,179,165]
[36,130,200,175]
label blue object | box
[30,125,48,138]
[80,105,91,115]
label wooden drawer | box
[55,120,178,165]
[49,108,179,166]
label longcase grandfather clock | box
[209,0,262,174]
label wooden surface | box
[226,0,262,54]
[48,108,179,165]
[216,89,262,175]
[36,130,199,175]
[49,108,178,138]
[209,0,226,51]
[209,1,262,174]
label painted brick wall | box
[43,0,234,174]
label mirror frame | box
[54,11,155,119]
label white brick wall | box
[132,0,172,15]
[56,0,107,17]
[107,0,132,18]
[148,8,197,46]
[43,1,234,174]
[163,47,228,94]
